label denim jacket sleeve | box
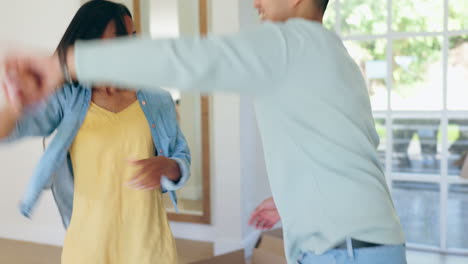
[2,88,65,143]
[160,96,191,192]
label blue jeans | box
[297,242,407,264]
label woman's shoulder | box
[45,82,89,107]
[139,88,174,105]
[56,82,89,99]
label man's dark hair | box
[315,0,329,13]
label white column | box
[210,0,271,256]
[209,0,244,254]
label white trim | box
[385,115,392,189]
[384,0,393,188]
[446,177,468,184]
[0,223,65,247]
[342,35,386,42]
[170,222,215,242]
[342,30,468,41]
[406,243,442,252]
[440,161,449,251]
[372,112,386,118]
[373,111,468,118]
[407,244,468,256]
[392,124,440,130]
[391,174,441,183]
[448,30,468,36]
[439,0,450,250]
[446,112,468,118]
[440,115,449,250]
[342,31,444,41]
[389,111,443,119]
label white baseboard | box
[170,222,215,242]
[0,222,64,247]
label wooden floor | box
[0,238,213,264]
[0,239,61,264]
[3,238,468,264]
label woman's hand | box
[127,156,181,191]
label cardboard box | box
[191,228,287,264]
[190,250,245,264]
[251,248,287,264]
[191,249,286,264]
[256,228,285,258]
[176,238,214,263]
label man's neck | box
[294,2,323,23]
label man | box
[3,0,407,263]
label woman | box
[0,1,190,263]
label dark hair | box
[56,0,132,52]
[315,0,329,13]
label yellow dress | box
[62,102,177,264]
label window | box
[324,0,468,253]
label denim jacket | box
[1,83,191,228]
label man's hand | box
[127,156,181,191]
[2,74,23,117]
[3,63,49,113]
[249,197,281,230]
[3,52,64,104]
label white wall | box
[149,0,179,37]
[0,0,81,246]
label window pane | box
[447,36,468,110]
[323,0,335,31]
[449,0,468,31]
[448,119,468,176]
[391,37,443,110]
[447,184,468,249]
[375,118,387,168]
[392,181,440,246]
[340,0,387,35]
[344,40,388,110]
[392,118,441,174]
[392,0,443,32]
